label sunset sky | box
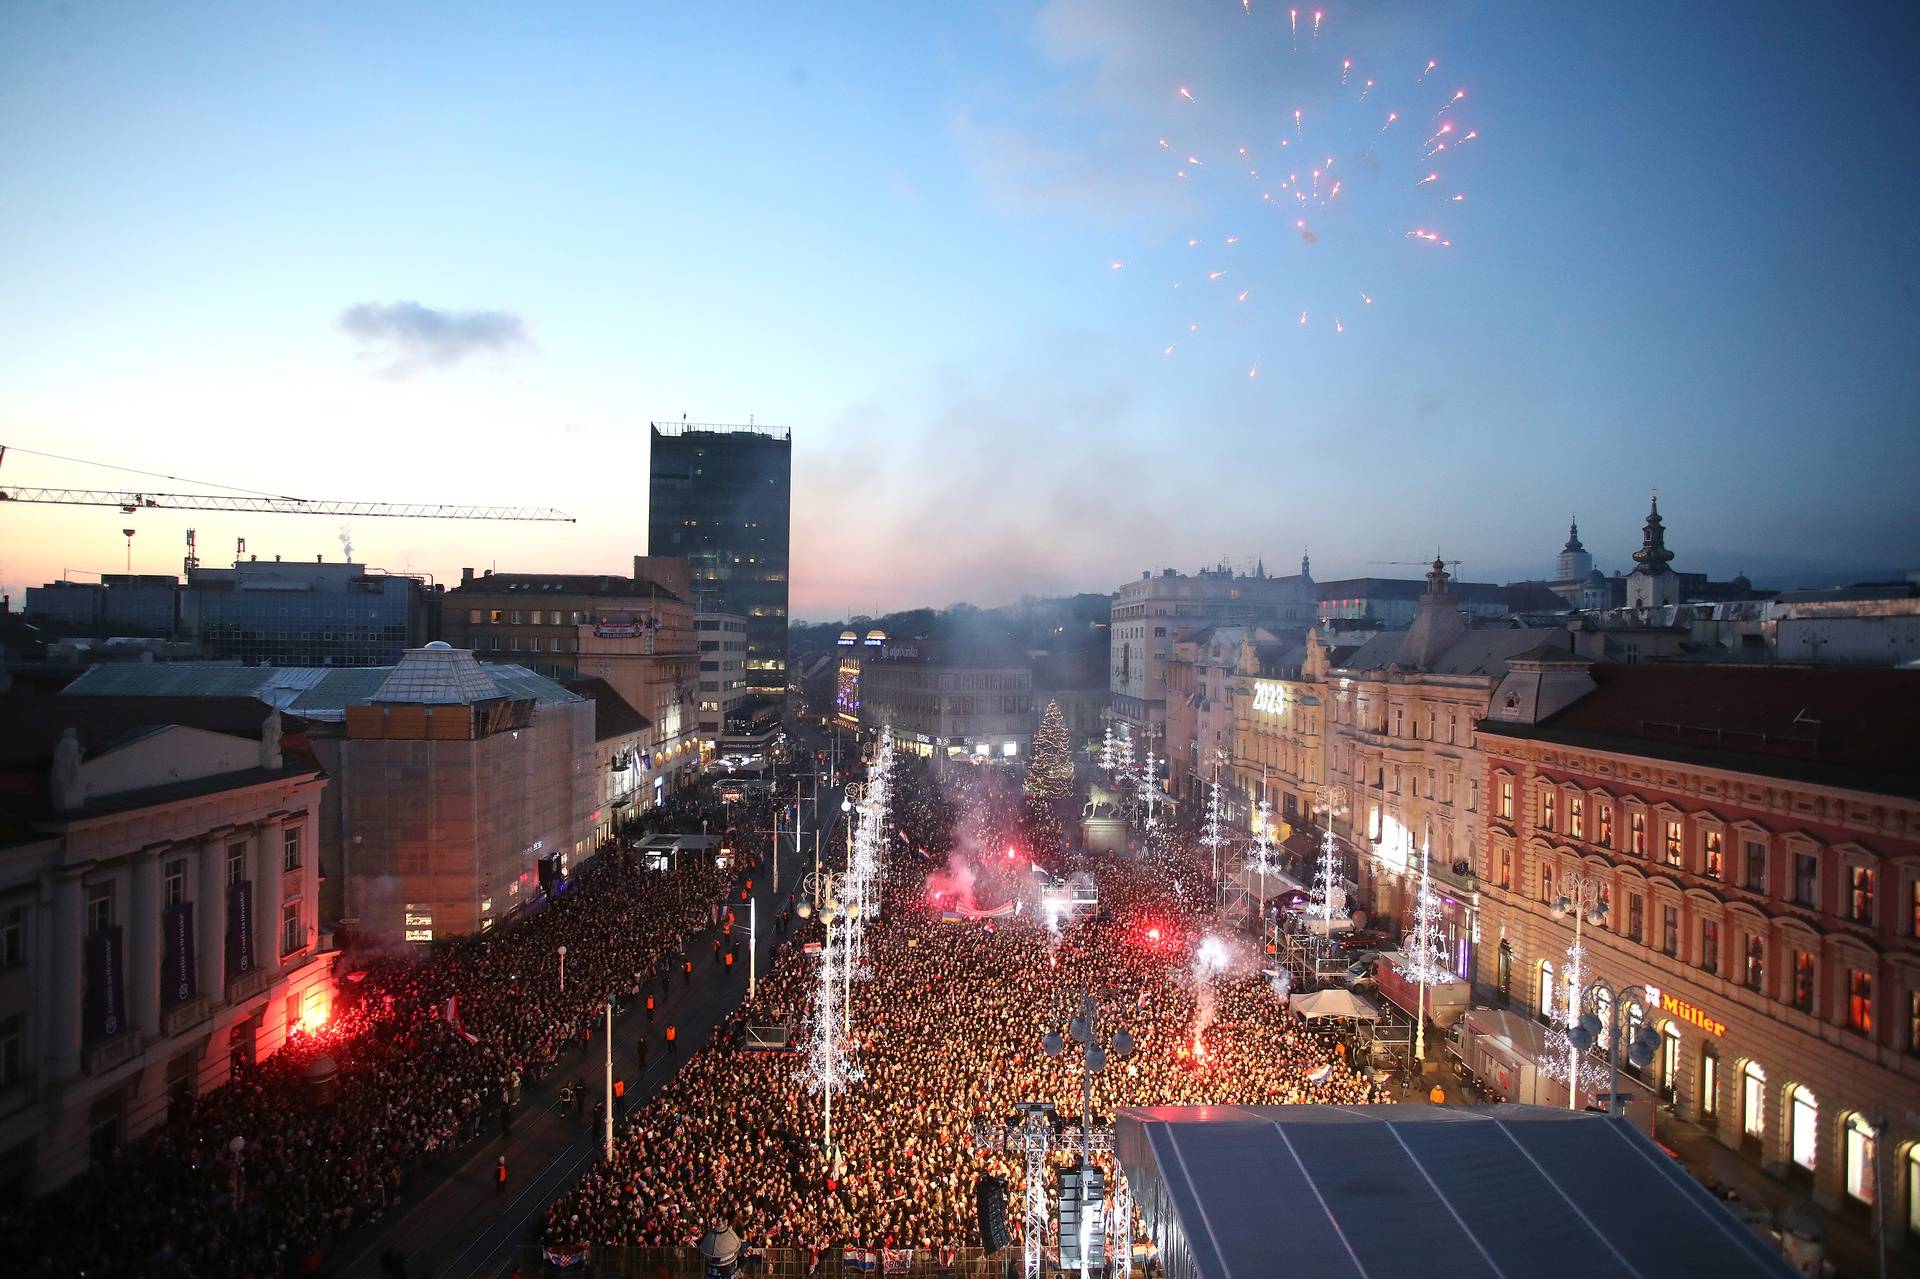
[4,1,1917,618]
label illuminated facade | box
[0,700,332,1196]
[694,612,749,744]
[1480,656,1920,1236]
[856,642,1032,767]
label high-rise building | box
[647,422,791,700]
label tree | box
[1025,700,1075,799]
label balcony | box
[226,968,271,1005]
[162,996,213,1038]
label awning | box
[1291,989,1380,1021]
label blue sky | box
[3,1,1916,616]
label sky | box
[3,1,1918,619]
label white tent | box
[1290,989,1380,1022]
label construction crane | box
[0,445,574,521]
[1371,557,1462,572]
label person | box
[500,1101,513,1141]
[638,1037,650,1070]
[683,957,693,987]
[495,1155,508,1198]
[664,1024,677,1055]
[1429,1084,1446,1105]
[574,1076,587,1119]
[645,994,656,1023]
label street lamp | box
[1548,868,1611,1110]
[1199,749,1231,913]
[796,875,862,1155]
[227,1134,246,1210]
[1569,978,1659,1117]
[1043,989,1134,1279]
[556,944,566,995]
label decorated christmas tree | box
[1025,699,1075,799]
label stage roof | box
[1115,1104,1789,1279]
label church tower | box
[1555,517,1593,583]
[1625,492,1680,609]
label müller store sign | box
[1644,984,1727,1037]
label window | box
[1597,882,1613,930]
[1664,820,1684,866]
[1848,866,1875,925]
[1568,795,1584,840]
[1496,941,1512,1002]
[227,842,247,886]
[1911,990,1920,1055]
[1744,841,1767,893]
[467,608,481,624]
[1662,905,1679,956]
[1540,789,1556,832]
[1701,919,1720,974]
[1744,933,1766,990]
[1541,863,1556,906]
[1498,845,1512,891]
[1498,779,1513,820]
[282,827,301,872]
[508,610,521,624]
[1699,1047,1718,1121]
[1628,894,1645,944]
[1792,949,1816,1012]
[0,1013,21,1085]
[1741,1061,1766,1140]
[1912,880,1920,937]
[86,884,113,936]
[1537,959,1556,1022]
[1789,1086,1818,1173]
[164,858,187,907]
[1793,852,1818,908]
[0,906,22,967]
[1702,830,1723,880]
[488,609,503,624]
[1847,969,1873,1035]
[281,902,302,957]
[1630,811,1647,856]
[1844,1114,1877,1204]
[1660,1024,1681,1101]
[1597,803,1614,849]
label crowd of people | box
[542,757,1380,1261]
[0,789,768,1279]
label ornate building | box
[1625,493,1682,610]
[1479,655,1920,1236]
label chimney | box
[462,567,475,584]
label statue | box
[50,726,87,812]
[260,708,284,770]
[1082,782,1122,820]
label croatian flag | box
[542,1242,590,1269]
[1308,1063,1332,1084]
[843,1247,877,1273]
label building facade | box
[856,641,1033,768]
[1478,657,1920,1239]
[1109,562,1316,740]
[182,559,426,666]
[647,422,792,698]
[22,575,181,636]
[440,563,693,670]
[0,701,332,1198]
[695,612,749,746]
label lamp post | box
[1043,989,1135,1279]
[227,1134,246,1211]
[556,944,566,996]
[1549,867,1612,1110]
[1569,978,1659,1118]
[1199,750,1230,914]
[796,873,860,1156]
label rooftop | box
[447,571,682,601]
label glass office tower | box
[647,422,791,698]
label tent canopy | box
[1290,989,1380,1021]
[1115,1104,1791,1279]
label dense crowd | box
[0,790,763,1279]
[543,759,1379,1259]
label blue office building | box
[183,559,427,666]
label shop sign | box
[1645,984,1725,1036]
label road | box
[330,734,845,1279]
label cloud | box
[337,301,532,377]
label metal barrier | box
[518,1243,1020,1277]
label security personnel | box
[665,1024,678,1056]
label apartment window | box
[1540,863,1556,906]
[1568,796,1584,840]
[1744,933,1766,990]
[1702,830,1724,880]
[1848,866,1875,925]
[488,609,503,624]
[1847,970,1873,1035]
[1741,1061,1766,1141]
[1661,905,1679,957]
[164,858,187,907]
[1909,990,1920,1054]
[1627,894,1645,944]
[508,610,521,624]
[1911,880,1920,937]
[281,902,302,957]
[467,608,481,624]
[1540,789,1556,832]
[1701,920,1720,974]
[282,828,301,872]
[0,906,23,967]
[1498,779,1513,820]
[86,884,113,936]
[1792,950,1816,1011]
[1744,841,1767,893]
[227,843,247,886]
[1792,852,1818,908]
[1630,811,1647,856]
[1597,803,1614,849]
[1663,820,1684,867]
[0,1013,22,1086]
[1699,1047,1719,1121]
[1498,846,1512,891]
[1844,1114,1877,1205]
[550,638,562,653]
[1537,959,1556,1022]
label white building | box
[0,697,333,1197]
[695,611,749,745]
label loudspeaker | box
[1056,1164,1106,1268]
[974,1174,1010,1253]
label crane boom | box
[0,486,574,522]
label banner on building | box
[84,924,127,1042]
[161,902,196,1007]
[227,880,255,978]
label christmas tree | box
[1025,700,1075,799]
